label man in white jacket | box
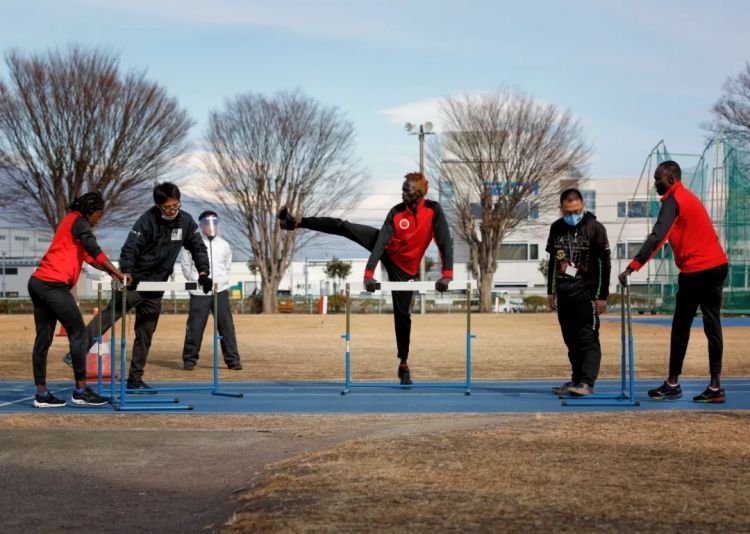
[180,210,242,370]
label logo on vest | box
[171,228,183,241]
[399,219,410,230]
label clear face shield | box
[200,215,219,240]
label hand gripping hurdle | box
[561,280,640,407]
[340,280,477,395]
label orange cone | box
[85,333,118,382]
[55,324,68,337]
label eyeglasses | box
[159,201,181,214]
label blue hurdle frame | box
[341,282,475,396]
[561,281,640,407]
[94,279,243,412]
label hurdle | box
[341,280,477,395]
[93,279,243,412]
[561,280,639,407]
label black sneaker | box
[567,383,594,397]
[33,391,67,408]
[126,379,157,395]
[398,365,412,385]
[648,381,682,400]
[277,206,298,230]
[71,387,110,406]
[183,362,195,371]
[227,362,243,370]
[552,381,574,396]
[692,386,726,404]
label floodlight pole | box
[407,122,435,315]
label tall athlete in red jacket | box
[620,161,729,403]
[279,172,453,385]
[28,192,125,408]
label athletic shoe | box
[33,391,66,408]
[71,387,110,406]
[126,379,157,395]
[692,386,726,404]
[648,381,682,400]
[398,365,412,385]
[552,381,574,396]
[62,353,73,368]
[277,207,298,230]
[183,362,195,371]
[567,383,593,396]
[227,362,243,370]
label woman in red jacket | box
[28,192,124,408]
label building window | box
[38,237,51,243]
[498,243,529,261]
[617,199,660,218]
[14,236,30,242]
[627,242,643,258]
[581,190,596,213]
[0,267,18,275]
[529,244,539,260]
[0,235,6,240]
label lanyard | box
[567,231,577,264]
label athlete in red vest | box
[28,192,125,408]
[278,172,453,385]
[620,160,729,403]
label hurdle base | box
[341,381,471,395]
[211,390,244,398]
[117,397,180,404]
[562,398,640,407]
[114,404,194,411]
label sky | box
[1,0,749,258]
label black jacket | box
[120,207,209,282]
[545,211,611,301]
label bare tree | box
[0,46,193,230]
[708,63,750,145]
[205,90,367,313]
[432,89,590,311]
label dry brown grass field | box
[1,311,749,532]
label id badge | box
[564,264,578,277]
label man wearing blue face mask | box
[546,188,611,397]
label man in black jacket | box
[79,182,212,391]
[546,188,611,397]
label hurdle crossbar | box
[561,282,640,407]
[341,281,475,395]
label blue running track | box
[1,379,749,414]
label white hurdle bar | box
[341,280,476,395]
[91,280,198,292]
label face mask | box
[160,210,179,221]
[563,211,584,226]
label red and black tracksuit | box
[29,211,110,386]
[546,212,611,387]
[629,180,728,378]
[300,197,453,361]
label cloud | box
[377,96,445,132]
[71,0,401,43]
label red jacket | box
[33,212,108,287]
[365,198,453,278]
[629,181,727,274]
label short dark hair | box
[69,191,105,216]
[559,188,583,205]
[199,210,218,221]
[153,182,181,205]
[656,160,682,181]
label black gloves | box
[198,273,213,294]
[435,277,452,292]
[364,277,378,293]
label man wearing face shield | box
[180,210,242,370]
[277,172,453,386]
[619,160,729,403]
[546,188,611,397]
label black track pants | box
[556,297,602,387]
[669,263,727,377]
[182,291,241,367]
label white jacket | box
[181,234,232,295]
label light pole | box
[405,122,435,314]
[1,252,6,298]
